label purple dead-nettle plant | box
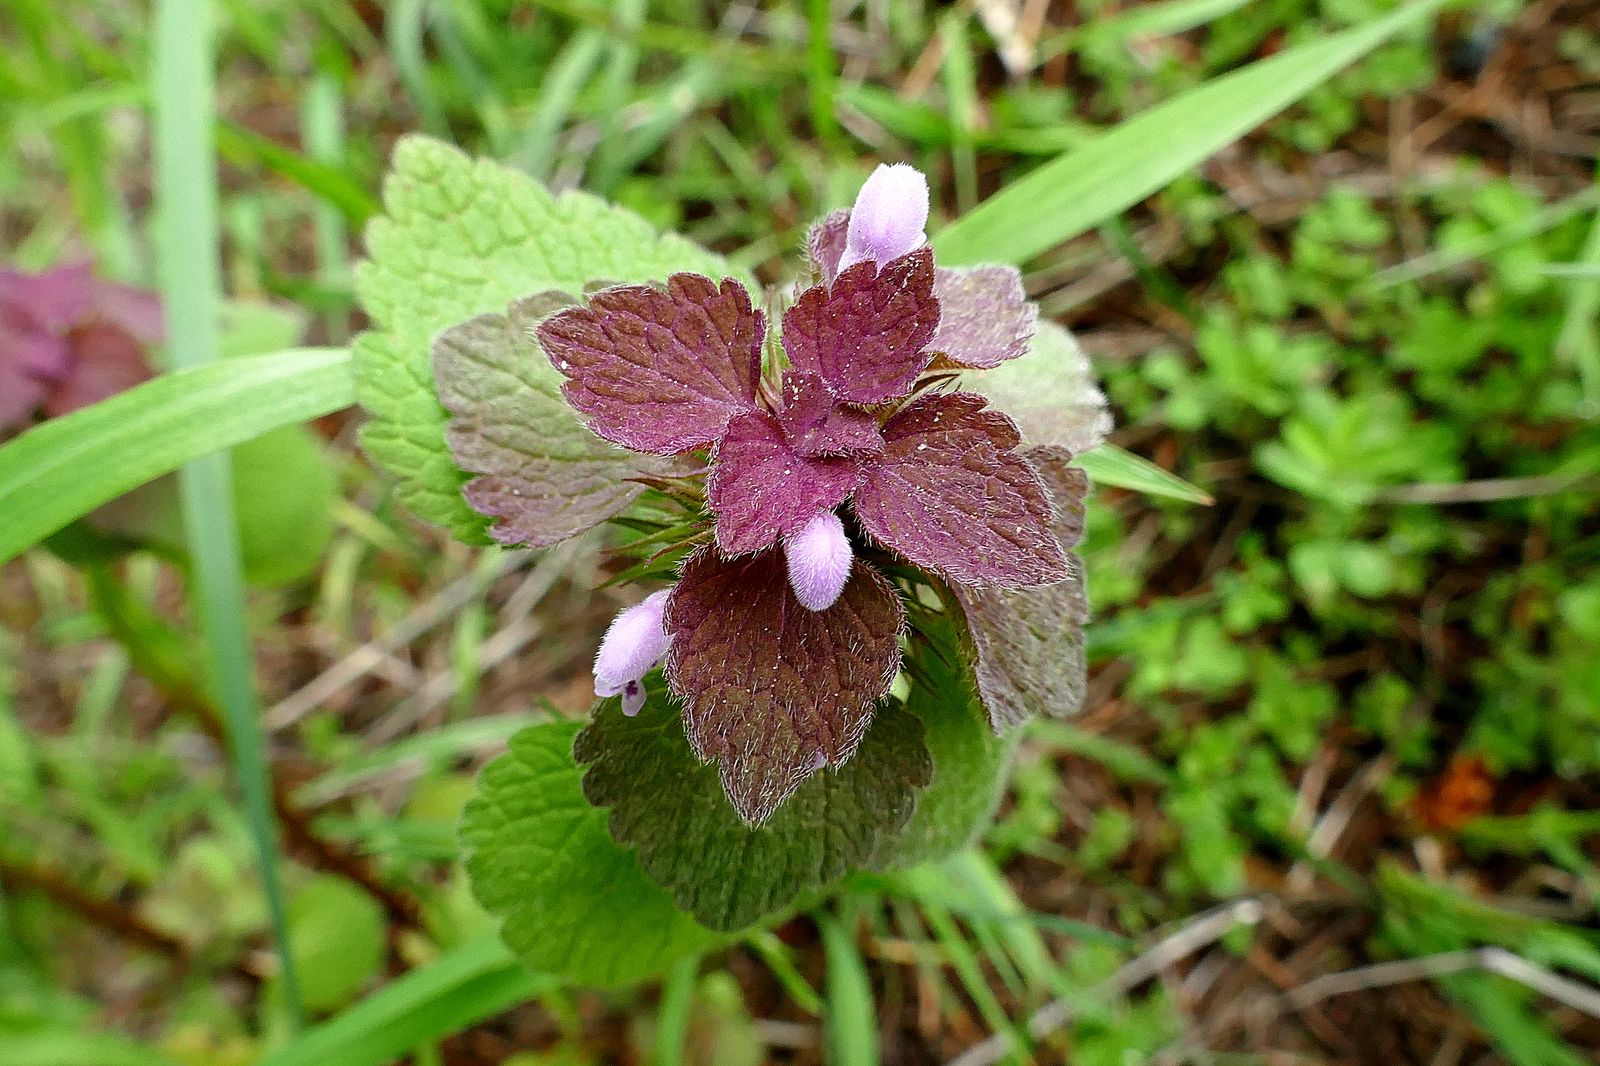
[0,263,162,436]
[440,163,1092,825]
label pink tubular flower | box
[592,590,672,717]
[783,511,853,612]
[836,163,929,274]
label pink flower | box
[836,163,929,274]
[592,590,672,717]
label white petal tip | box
[784,512,853,612]
[843,163,930,270]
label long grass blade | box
[1555,175,1600,416]
[0,348,352,565]
[256,938,553,1066]
[653,957,699,1066]
[821,907,880,1066]
[1077,443,1214,504]
[934,0,1447,266]
[151,0,303,1025]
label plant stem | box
[151,0,302,1026]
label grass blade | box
[215,119,378,227]
[6,1032,181,1066]
[1077,443,1213,504]
[152,0,301,1024]
[256,938,553,1066]
[0,348,352,565]
[934,0,1447,266]
[1555,176,1600,417]
[512,29,605,179]
[653,957,699,1066]
[804,0,842,149]
[821,907,880,1066]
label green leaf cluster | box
[352,136,732,541]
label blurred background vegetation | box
[1,0,1598,1063]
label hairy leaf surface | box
[707,411,861,555]
[853,393,1067,589]
[958,321,1111,456]
[576,684,930,930]
[781,249,939,405]
[776,373,884,458]
[929,265,1036,370]
[807,208,850,284]
[354,136,729,540]
[461,721,723,986]
[664,548,905,825]
[953,447,1091,729]
[435,294,659,547]
[538,274,763,455]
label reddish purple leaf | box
[952,447,1091,730]
[437,297,666,548]
[1027,445,1090,551]
[664,547,905,825]
[707,411,861,555]
[930,266,1036,370]
[537,274,764,455]
[807,209,850,284]
[776,373,884,458]
[853,393,1068,589]
[780,248,939,405]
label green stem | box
[652,956,699,1066]
[151,0,303,1026]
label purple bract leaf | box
[776,373,884,458]
[952,446,1091,730]
[664,547,905,825]
[953,572,1087,729]
[1028,445,1090,551]
[436,295,665,548]
[707,411,861,555]
[537,273,764,455]
[781,248,939,405]
[853,392,1068,589]
[807,209,849,285]
[929,266,1037,370]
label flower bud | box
[593,589,672,716]
[783,511,853,612]
[838,163,929,274]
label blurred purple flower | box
[0,263,162,433]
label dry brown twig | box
[1283,947,1600,1020]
